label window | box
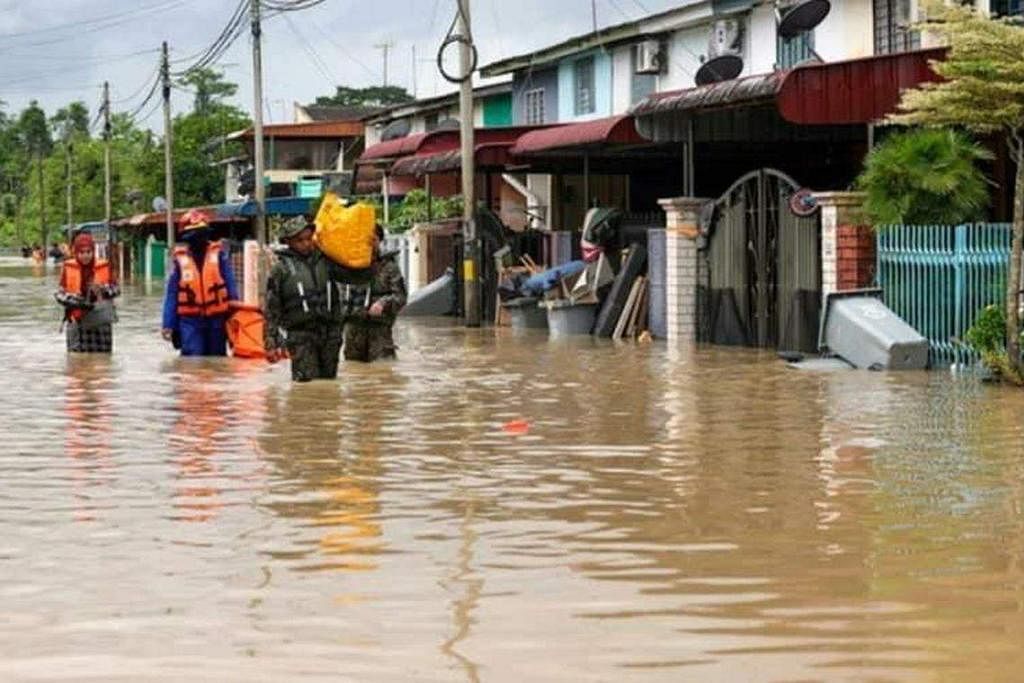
[991,0,1022,16]
[873,0,920,55]
[424,113,439,132]
[777,31,815,69]
[524,88,545,125]
[630,48,658,104]
[574,56,596,116]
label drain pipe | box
[501,173,545,230]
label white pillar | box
[659,197,708,344]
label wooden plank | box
[626,277,647,338]
[633,279,650,338]
[614,277,643,340]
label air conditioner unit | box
[633,40,663,75]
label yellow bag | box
[314,193,376,269]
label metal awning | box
[631,48,947,141]
[509,115,645,156]
[359,133,431,163]
[390,142,514,176]
[216,196,316,218]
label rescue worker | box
[161,210,239,356]
[55,232,120,353]
[263,216,347,382]
[342,225,407,363]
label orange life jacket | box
[62,260,112,321]
[175,241,230,317]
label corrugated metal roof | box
[231,120,364,140]
[509,115,644,156]
[629,71,786,118]
[777,48,946,125]
[390,142,514,176]
[360,126,553,164]
[359,133,430,162]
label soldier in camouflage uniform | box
[263,216,348,382]
[343,226,407,363]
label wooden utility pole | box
[161,41,175,269]
[251,0,266,246]
[457,0,480,326]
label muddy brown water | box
[1,257,1023,682]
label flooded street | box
[2,256,1024,682]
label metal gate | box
[700,168,821,352]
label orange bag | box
[314,192,376,269]
[226,303,266,359]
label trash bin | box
[819,289,929,370]
[545,299,598,337]
[503,296,548,330]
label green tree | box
[50,102,90,143]
[179,67,238,116]
[892,0,1024,378]
[171,104,250,207]
[857,128,991,226]
[314,85,413,107]
[16,101,52,247]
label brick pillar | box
[658,196,709,343]
[815,192,875,297]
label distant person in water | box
[161,210,239,356]
[55,233,120,353]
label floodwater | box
[1,257,1023,683]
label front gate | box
[700,169,821,352]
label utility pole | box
[411,45,418,98]
[251,0,266,246]
[38,152,45,254]
[162,42,175,270]
[65,140,73,233]
[591,0,598,33]
[457,0,480,327]
[375,41,394,87]
[102,81,112,232]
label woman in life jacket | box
[161,210,239,357]
[55,232,120,353]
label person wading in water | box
[55,232,120,353]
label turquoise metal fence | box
[877,223,1011,366]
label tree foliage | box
[857,128,991,226]
[314,85,413,107]
[892,0,1024,378]
[180,67,239,116]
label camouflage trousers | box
[343,321,394,363]
[285,325,343,382]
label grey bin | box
[503,297,548,330]
[819,289,929,370]
[545,299,598,337]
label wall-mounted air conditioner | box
[633,39,663,75]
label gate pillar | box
[659,196,709,343]
[815,192,873,298]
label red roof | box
[777,48,946,125]
[509,115,644,156]
[234,120,364,139]
[390,142,514,176]
[630,48,947,128]
[360,126,556,165]
[360,133,430,162]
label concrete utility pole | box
[457,0,480,327]
[103,81,112,230]
[375,41,394,87]
[38,153,45,253]
[411,45,417,98]
[161,41,175,268]
[251,0,266,246]
[65,141,73,233]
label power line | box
[0,0,188,40]
[281,13,338,84]
[171,0,249,77]
[0,0,195,49]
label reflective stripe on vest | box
[175,241,230,317]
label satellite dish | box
[695,54,744,86]
[788,188,819,217]
[778,0,831,38]
[153,196,167,212]
[381,118,411,141]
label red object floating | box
[502,420,530,435]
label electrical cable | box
[281,13,338,84]
[437,2,477,84]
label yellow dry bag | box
[314,193,376,269]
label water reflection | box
[63,355,117,523]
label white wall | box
[747,3,778,73]
[815,0,874,61]
[660,24,707,92]
[611,44,633,114]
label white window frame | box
[574,56,596,116]
[524,88,545,125]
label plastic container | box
[296,176,324,199]
[819,289,929,370]
[503,297,547,330]
[545,299,598,337]
[314,193,376,269]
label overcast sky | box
[0,0,682,129]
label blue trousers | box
[178,316,228,357]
